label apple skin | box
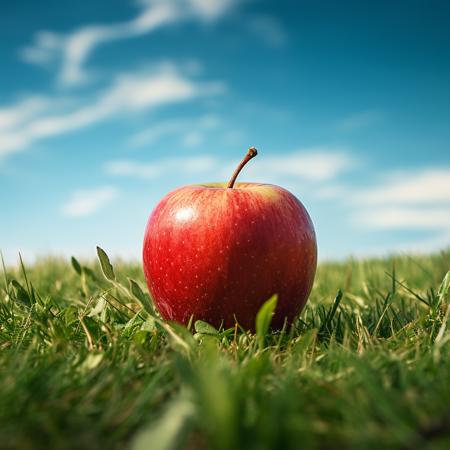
[143,182,317,330]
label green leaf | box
[131,394,195,450]
[133,330,152,346]
[162,321,195,355]
[71,256,82,276]
[96,246,115,281]
[255,294,278,349]
[194,320,219,335]
[79,353,103,373]
[437,270,450,306]
[83,266,99,282]
[141,317,156,332]
[10,279,31,307]
[291,329,318,364]
[319,289,343,337]
[129,278,154,314]
[88,296,107,318]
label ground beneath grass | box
[0,250,449,450]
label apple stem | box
[227,147,258,189]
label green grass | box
[0,249,449,450]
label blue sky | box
[1,0,449,264]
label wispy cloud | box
[318,167,450,249]
[105,155,217,179]
[0,97,49,130]
[319,169,450,205]
[179,131,204,148]
[61,186,118,217]
[129,114,221,147]
[0,64,224,158]
[336,110,380,132]
[353,204,450,255]
[354,169,450,205]
[244,149,354,182]
[20,0,236,86]
[354,169,450,247]
[0,97,55,157]
[354,206,450,230]
[105,148,354,182]
[247,15,287,47]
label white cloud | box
[248,15,287,47]
[21,0,236,86]
[0,134,30,158]
[19,31,61,66]
[179,130,204,147]
[354,207,450,230]
[0,97,54,157]
[315,184,348,200]
[353,205,450,254]
[318,167,450,250]
[244,149,354,182]
[190,0,235,20]
[353,169,450,247]
[0,65,224,158]
[336,110,379,132]
[105,160,160,178]
[105,155,217,179]
[317,169,450,205]
[0,97,49,130]
[61,186,118,218]
[105,148,353,183]
[98,65,201,110]
[355,169,450,205]
[129,114,221,147]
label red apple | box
[143,148,317,330]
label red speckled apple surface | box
[143,180,317,330]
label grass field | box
[0,249,449,450]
